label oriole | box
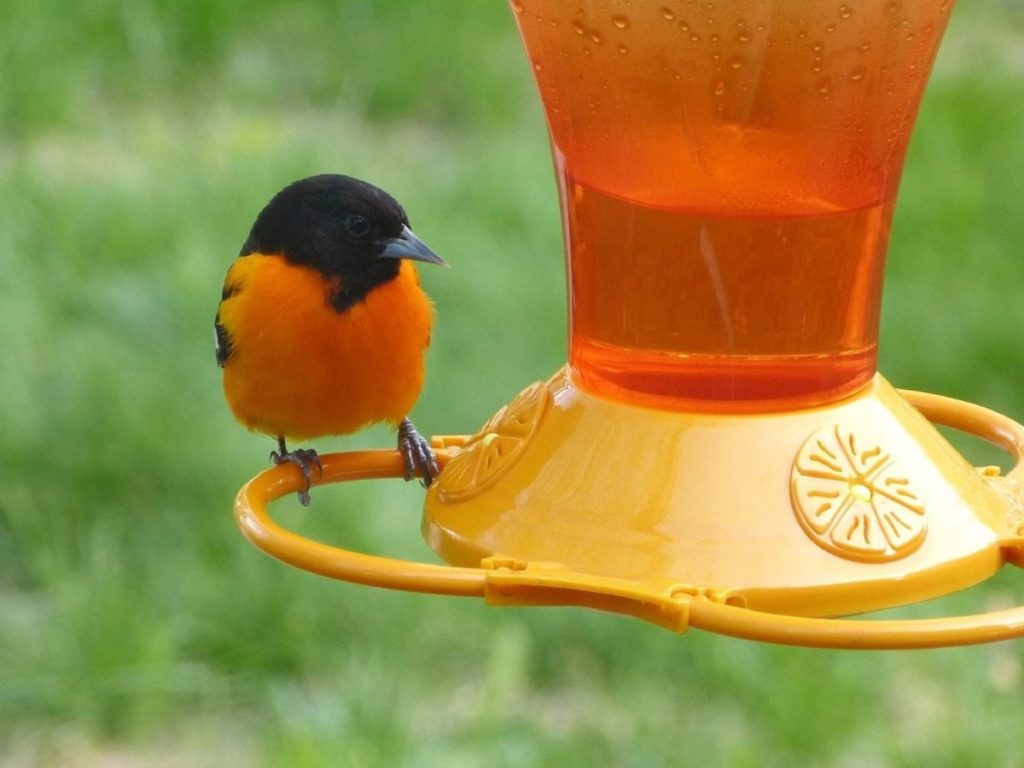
[215,174,445,504]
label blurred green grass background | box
[1,0,1023,765]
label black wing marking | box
[215,271,244,367]
[214,310,234,367]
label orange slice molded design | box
[435,381,550,503]
[791,424,927,563]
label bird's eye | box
[344,215,371,239]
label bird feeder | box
[235,0,1024,648]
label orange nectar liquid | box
[513,0,955,411]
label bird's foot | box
[270,438,323,506]
[397,418,439,488]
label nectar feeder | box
[235,0,1024,648]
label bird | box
[215,174,446,504]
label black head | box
[241,174,444,309]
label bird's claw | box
[397,418,439,488]
[270,444,323,506]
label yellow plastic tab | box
[481,557,696,633]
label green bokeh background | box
[1,1,1022,765]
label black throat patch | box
[327,258,402,312]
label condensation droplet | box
[611,14,630,29]
[713,79,726,95]
[617,44,629,54]
[572,20,586,36]
[661,7,676,21]
[849,66,865,82]
[825,24,836,33]
[679,20,691,32]
[510,0,524,13]
[818,78,831,95]
[839,4,853,19]
[591,31,604,43]
[729,55,743,70]
[736,32,750,43]
[533,61,543,72]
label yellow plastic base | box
[233,367,1024,647]
[424,368,1024,618]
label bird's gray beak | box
[377,225,447,267]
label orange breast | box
[218,254,433,440]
